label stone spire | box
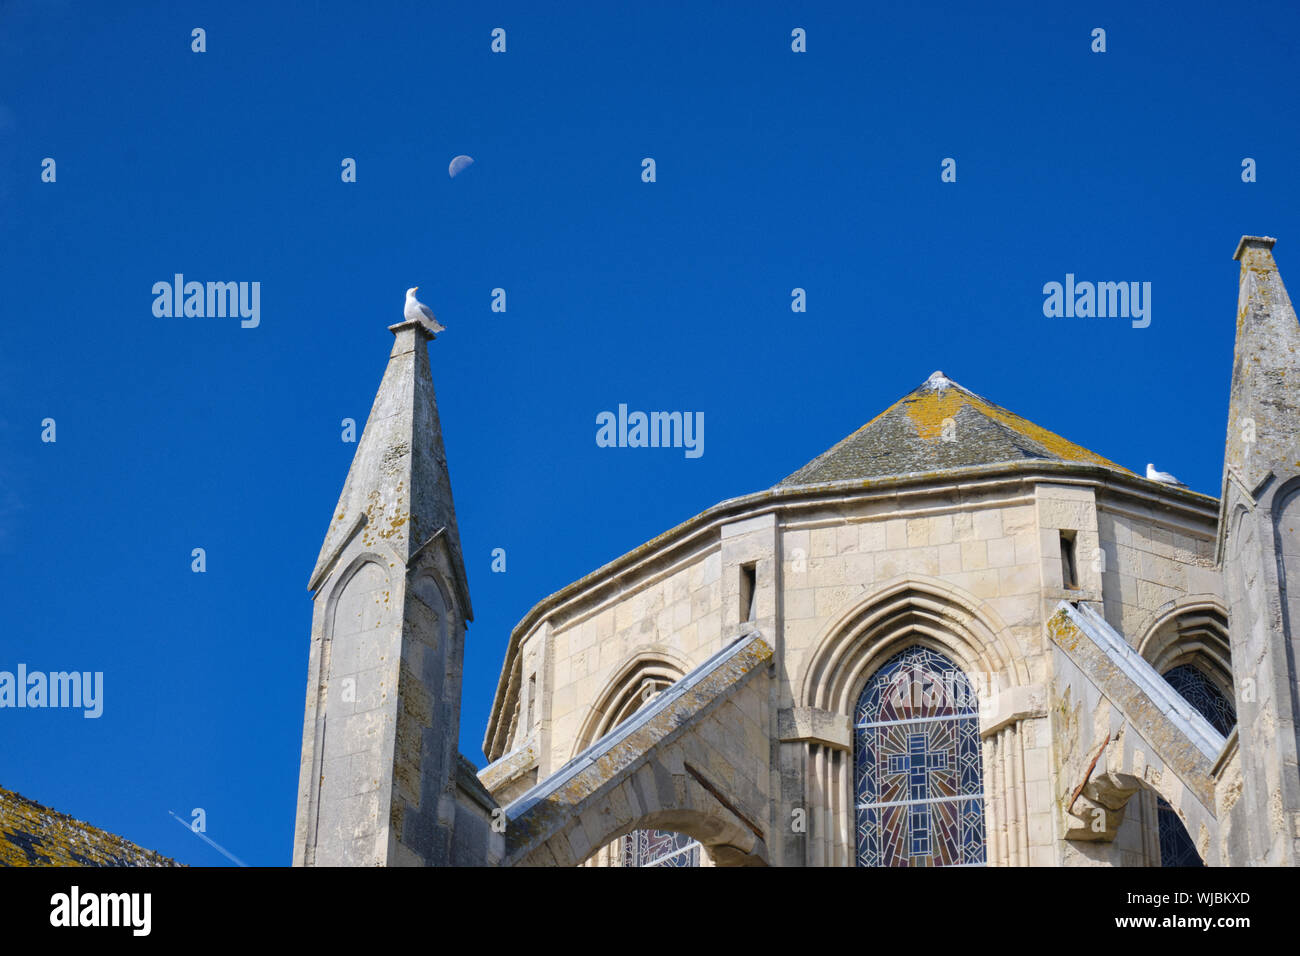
[1218,236,1300,866]
[1225,236,1300,492]
[308,318,471,613]
[293,310,472,867]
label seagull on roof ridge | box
[1146,463,1186,487]
[404,287,446,333]
[924,370,957,392]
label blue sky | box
[1,0,1297,865]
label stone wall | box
[485,470,1222,866]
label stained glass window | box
[622,829,700,867]
[1156,664,1235,867]
[1162,665,1236,736]
[1156,796,1203,867]
[854,645,986,867]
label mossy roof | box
[778,371,1130,487]
[0,786,180,867]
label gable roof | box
[778,371,1129,488]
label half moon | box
[448,155,475,178]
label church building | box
[289,236,1300,867]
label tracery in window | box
[1162,664,1236,737]
[1155,662,1235,867]
[622,829,701,867]
[854,645,986,867]
[1156,796,1203,867]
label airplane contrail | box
[167,810,248,867]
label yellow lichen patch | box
[0,788,179,867]
[902,388,967,441]
[1046,607,1080,650]
[379,513,410,540]
[895,386,1130,472]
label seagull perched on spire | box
[404,287,446,333]
[1146,463,1186,487]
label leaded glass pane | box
[1155,664,1231,867]
[622,829,700,867]
[854,645,986,867]
[1156,796,1203,867]
[1162,664,1236,736]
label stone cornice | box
[484,460,1219,758]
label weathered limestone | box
[500,632,773,867]
[482,431,1221,865]
[1048,602,1224,863]
[300,236,1300,867]
[293,319,476,866]
[1218,236,1300,866]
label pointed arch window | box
[1156,663,1236,866]
[1155,797,1202,867]
[854,646,986,867]
[1162,664,1236,737]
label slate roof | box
[778,371,1130,487]
[0,786,180,867]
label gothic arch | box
[794,575,1037,866]
[411,566,453,618]
[1274,477,1300,643]
[1273,475,1300,518]
[1225,503,1256,601]
[798,574,1028,716]
[573,648,694,757]
[1156,793,1204,867]
[574,804,762,868]
[304,552,394,866]
[321,552,393,624]
[1072,764,1216,866]
[1136,596,1234,704]
[505,631,774,868]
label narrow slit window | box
[740,563,757,622]
[1059,531,1079,589]
[526,673,537,729]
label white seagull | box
[404,287,446,333]
[1146,463,1186,487]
